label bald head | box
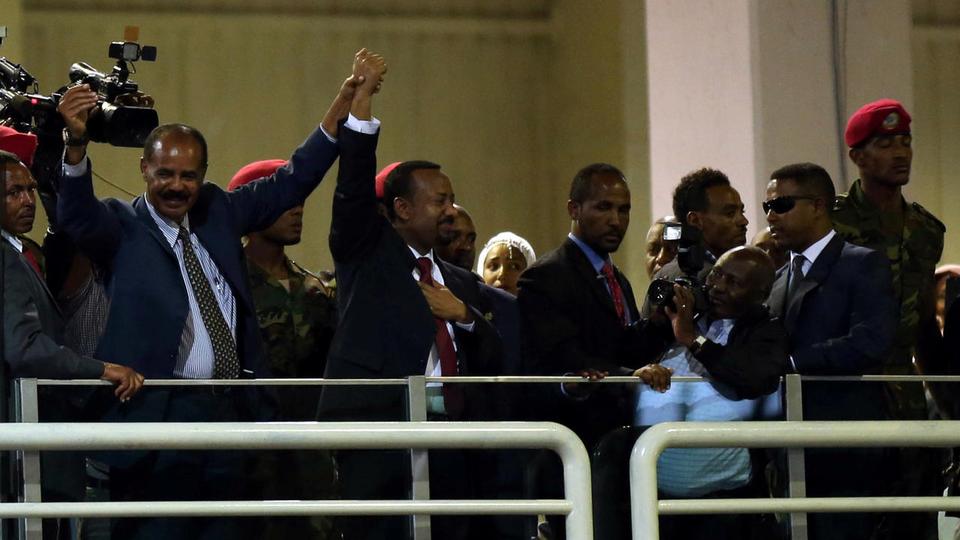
[707,245,775,318]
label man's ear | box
[140,157,147,178]
[394,197,411,221]
[686,211,703,229]
[567,199,580,221]
[848,147,863,167]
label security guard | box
[833,98,945,540]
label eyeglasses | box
[762,195,817,215]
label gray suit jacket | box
[2,240,104,379]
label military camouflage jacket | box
[833,178,945,369]
[247,256,337,378]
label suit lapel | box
[6,244,61,316]
[134,198,177,258]
[768,268,789,321]
[562,239,620,321]
[785,234,844,328]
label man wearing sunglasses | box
[833,99,945,540]
[764,162,897,540]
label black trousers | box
[109,388,255,540]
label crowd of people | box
[0,47,955,540]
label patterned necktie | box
[601,261,627,326]
[178,226,240,379]
[21,245,42,277]
[787,254,806,304]
[416,256,465,418]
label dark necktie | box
[787,254,806,304]
[178,226,240,379]
[21,245,42,277]
[601,261,627,326]
[416,257,464,418]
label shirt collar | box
[568,232,609,273]
[144,194,190,248]
[1,230,23,252]
[794,229,835,267]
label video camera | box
[0,37,158,147]
[646,222,709,313]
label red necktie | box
[416,257,465,418]
[21,246,42,277]
[601,261,627,326]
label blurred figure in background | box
[751,225,789,269]
[644,215,678,278]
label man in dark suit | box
[54,51,369,539]
[317,55,501,540]
[517,163,672,539]
[763,162,897,540]
[1,150,144,539]
[518,162,672,448]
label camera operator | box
[636,246,788,540]
[643,167,749,315]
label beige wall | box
[13,2,650,286]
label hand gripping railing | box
[0,421,593,539]
[629,420,960,540]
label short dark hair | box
[769,162,836,202]
[143,123,209,169]
[672,168,730,224]
[569,163,626,203]
[382,160,442,220]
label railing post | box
[406,376,431,540]
[784,373,808,540]
[14,379,41,540]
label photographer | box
[637,246,788,540]
[643,167,749,315]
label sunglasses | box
[762,195,818,215]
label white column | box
[645,0,913,235]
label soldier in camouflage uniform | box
[833,99,945,540]
[229,160,339,540]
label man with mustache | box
[764,162,896,540]
[517,163,672,538]
[54,50,376,539]
[318,95,502,540]
[833,99,945,540]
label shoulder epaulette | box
[911,202,946,233]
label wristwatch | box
[63,128,89,147]
[689,335,708,355]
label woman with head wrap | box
[476,232,535,296]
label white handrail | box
[630,421,960,540]
[0,421,593,540]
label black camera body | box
[646,223,709,313]
[0,39,158,147]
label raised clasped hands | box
[352,48,387,97]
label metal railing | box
[1,420,592,539]
[14,373,960,540]
[629,420,960,540]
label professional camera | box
[646,222,709,312]
[0,37,158,147]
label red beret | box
[845,99,911,148]
[0,126,38,167]
[228,159,286,191]
[375,161,402,199]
